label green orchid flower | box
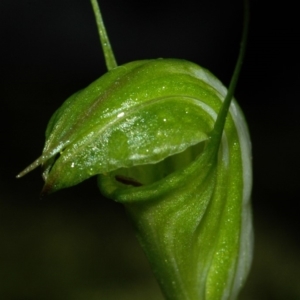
[18,0,253,299]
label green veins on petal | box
[97,61,253,299]
[17,57,252,300]
[19,59,231,194]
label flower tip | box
[15,172,23,179]
[40,183,54,199]
[40,173,62,197]
[16,156,44,178]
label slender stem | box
[209,0,249,150]
[90,0,117,70]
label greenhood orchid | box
[18,0,253,299]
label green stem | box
[90,0,117,70]
[208,0,249,152]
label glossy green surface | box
[17,1,252,299]
[97,60,252,300]
[20,59,226,194]
[18,57,252,299]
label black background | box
[1,0,299,299]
